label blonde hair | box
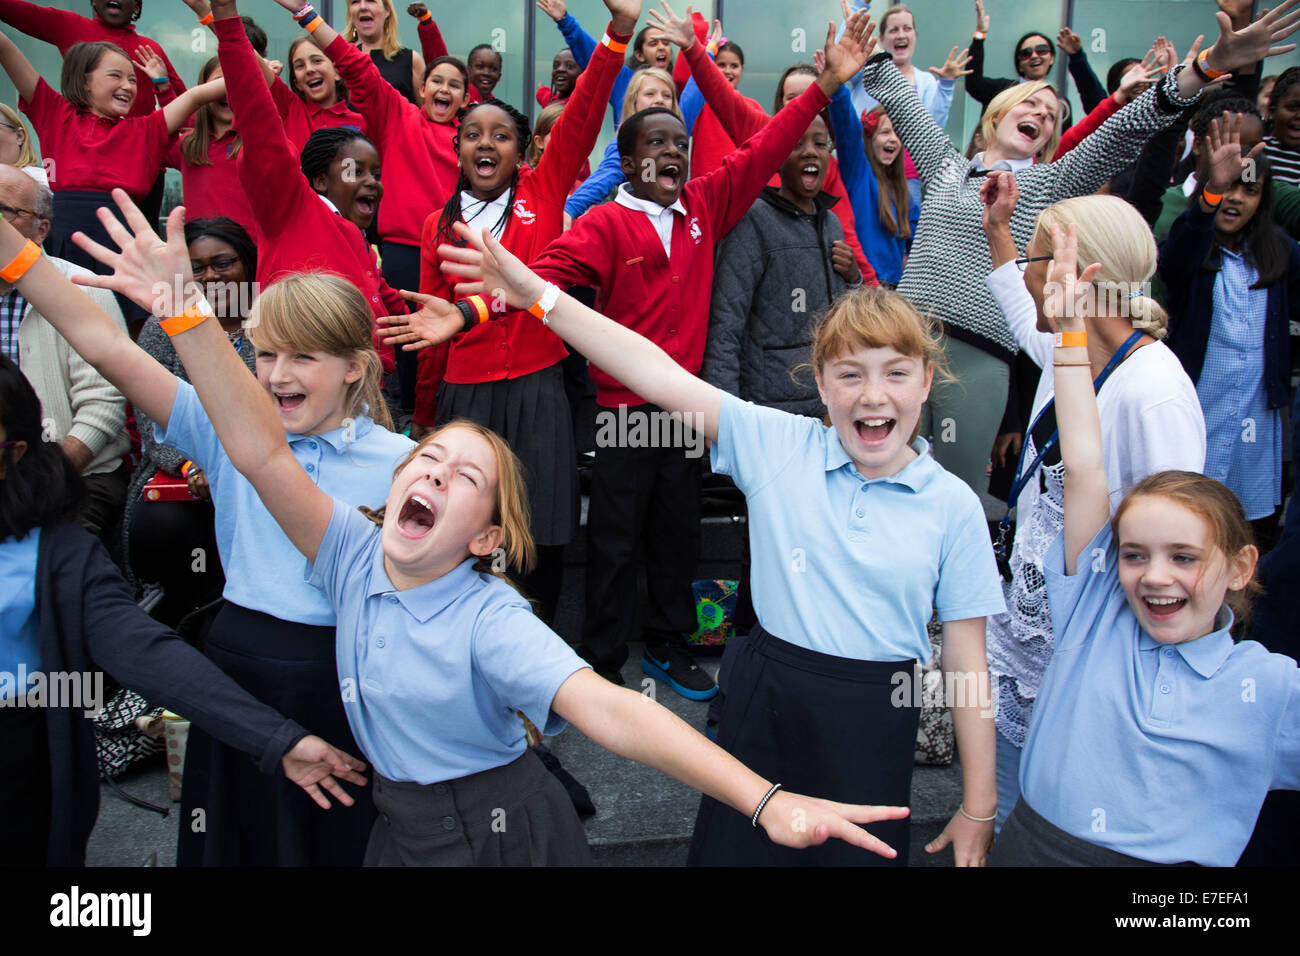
[0,104,39,169]
[343,0,402,59]
[365,420,537,578]
[528,102,565,168]
[244,273,394,432]
[620,68,681,124]
[982,81,1062,163]
[1032,195,1169,338]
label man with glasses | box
[0,164,130,542]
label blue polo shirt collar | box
[366,552,480,622]
[1138,607,1236,678]
[288,414,374,453]
[826,434,936,492]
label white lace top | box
[984,263,1207,746]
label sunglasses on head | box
[1018,44,1052,60]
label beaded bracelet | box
[751,783,782,827]
[291,3,316,22]
[0,239,41,284]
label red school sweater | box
[410,23,629,427]
[680,42,877,286]
[0,0,183,117]
[269,78,369,155]
[20,78,172,198]
[324,32,458,248]
[165,128,259,242]
[530,81,833,409]
[215,15,401,370]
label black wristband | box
[456,299,476,334]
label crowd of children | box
[1,0,1299,869]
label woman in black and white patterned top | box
[855,4,1300,497]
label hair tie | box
[1125,288,1145,301]
[861,109,883,137]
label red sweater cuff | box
[604,22,633,44]
[212,14,244,38]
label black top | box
[366,46,417,106]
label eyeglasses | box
[1017,44,1052,61]
[190,256,242,277]
[1015,254,1052,272]
[0,203,39,222]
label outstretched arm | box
[162,77,228,134]
[441,222,723,442]
[72,192,335,563]
[552,668,910,855]
[0,28,39,102]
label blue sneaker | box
[642,642,718,701]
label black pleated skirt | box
[991,798,1200,867]
[437,363,578,546]
[687,625,918,866]
[364,750,592,866]
[177,602,375,867]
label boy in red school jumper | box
[0,0,184,116]
[523,10,878,695]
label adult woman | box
[344,0,425,105]
[0,103,42,186]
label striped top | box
[1262,136,1300,186]
[860,55,1200,361]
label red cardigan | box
[324,32,459,248]
[269,78,368,154]
[681,42,877,286]
[215,15,401,370]
[411,22,629,426]
[0,0,183,117]
[531,81,834,409]
[1053,93,1123,159]
[20,78,172,198]
[166,128,259,241]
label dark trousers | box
[78,462,129,546]
[0,704,50,865]
[381,240,421,415]
[580,408,702,672]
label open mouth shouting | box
[304,74,328,97]
[352,189,378,219]
[275,392,307,413]
[397,492,438,539]
[855,417,896,445]
[473,152,499,178]
[657,162,682,191]
[1141,594,1187,621]
[1016,120,1041,144]
[800,162,822,192]
[879,141,899,162]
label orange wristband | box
[303,15,324,32]
[1054,331,1087,348]
[467,294,490,324]
[160,302,214,337]
[419,11,432,22]
[0,239,40,284]
[601,32,628,54]
[1201,189,1224,205]
[1196,49,1227,80]
[198,12,214,25]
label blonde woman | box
[344,0,425,105]
[0,103,42,186]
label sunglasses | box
[1017,44,1052,61]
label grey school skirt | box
[364,750,593,866]
[991,798,1200,867]
[437,364,578,547]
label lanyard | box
[994,330,1145,559]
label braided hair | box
[434,98,532,247]
[299,126,375,192]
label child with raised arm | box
[68,193,911,867]
[990,222,1299,867]
[517,5,875,701]
[429,212,1003,866]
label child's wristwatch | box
[528,284,561,326]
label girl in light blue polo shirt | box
[422,222,1008,867]
[993,222,1300,867]
[65,196,912,866]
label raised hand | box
[181,0,213,15]
[1203,0,1300,74]
[813,47,826,75]
[408,2,429,18]
[930,46,973,80]
[647,1,698,50]
[820,0,877,91]
[758,790,910,856]
[268,0,304,13]
[375,290,468,351]
[132,46,168,82]
[439,222,546,312]
[979,169,1019,234]
[707,18,723,51]
[1043,223,1099,334]
[603,0,643,32]
[975,0,990,35]
[1115,50,1161,104]
[1056,26,1082,55]
[535,0,567,22]
[70,190,201,319]
[281,735,368,810]
[1204,111,1266,193]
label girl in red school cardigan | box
[377,0,634,623]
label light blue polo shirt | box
[309,501,590,784]
[0,528,40,700]
[713,392,1006,662]
[1021,522,1300,866]
[156,381,414,625]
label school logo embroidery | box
[513,199,536,225]
[689,217,702,243]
